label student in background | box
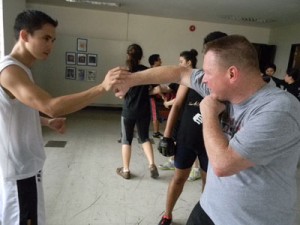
[0,10,114,225]
[148,54,164,138]
[262,63,284,88]
[158,31,227,225]
[158,50,202,179]
[283,67,300,101]
[116,44,159,180]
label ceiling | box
[26,0,300,28]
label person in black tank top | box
[116,44,159,180]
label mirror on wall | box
[287,44,300,71]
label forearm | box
[203,115,254,176]
[203,115,235,176]
[163,104,181,137]
[43,85,105,117]
[127,66,192,88]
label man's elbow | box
[211,164,238,177]
[213,167,231,177]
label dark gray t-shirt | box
[190,69,300,225]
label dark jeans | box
[186,202,215,225]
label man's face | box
[202,51,229,101]
[265,68,275,76]
[25,23,56,60]
[154,58,162,67]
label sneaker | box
[158,161,175,170]
[153,132,163,138]
[149,164,159,178]
[158,216,172,225]
[116,167,131,179]
[188,168,201,181]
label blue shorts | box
[174,145,208,172]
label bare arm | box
[163,85,189,137]
[200,95,254,177]
[150,85,175,95]
[0,65,115,117]
[114,66,193,98]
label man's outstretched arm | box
[112,65,193,98]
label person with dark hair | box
[111,34,300,225]
[158,31,227,225]
[148,54,164,138]
[158,49,202,177]
[283,68,300,101]
[116,44,159,180]
[148,54,161,67]
[262,63,284,88]
[0,10,114,225]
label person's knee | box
[172,170,190,184]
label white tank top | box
[0,56,45,181]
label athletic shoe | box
[158,160,175,170]
[158,216,172,225]
[153,132,163,138]
[188,168,201,181]
[149,164,159,178]
[116,167,131,179]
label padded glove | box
[157,137,176,157]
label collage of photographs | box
[65,38,97,82]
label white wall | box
[26,3,273,106]
[2,0,25,55]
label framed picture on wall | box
[65,67,76,80]
[86,70,96,82]
[77,68,85,81]
[77,53,87,65]
[66,52,76,65]
[87,54,97,66]
[77,38,87,52]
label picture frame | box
[87,54,97,66]
[77,38,87,52]
[77,53,87,66]
[86,70,96,82]
[65,67,76,80]
[65,52,76,65]
[77,68,86,81]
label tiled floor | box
[42,107,300,225]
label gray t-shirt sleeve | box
[190,69,210,97]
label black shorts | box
[174,145,208,171]
[121,115,151,145]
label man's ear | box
[20,29,29,42]
[228,66,239,83]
